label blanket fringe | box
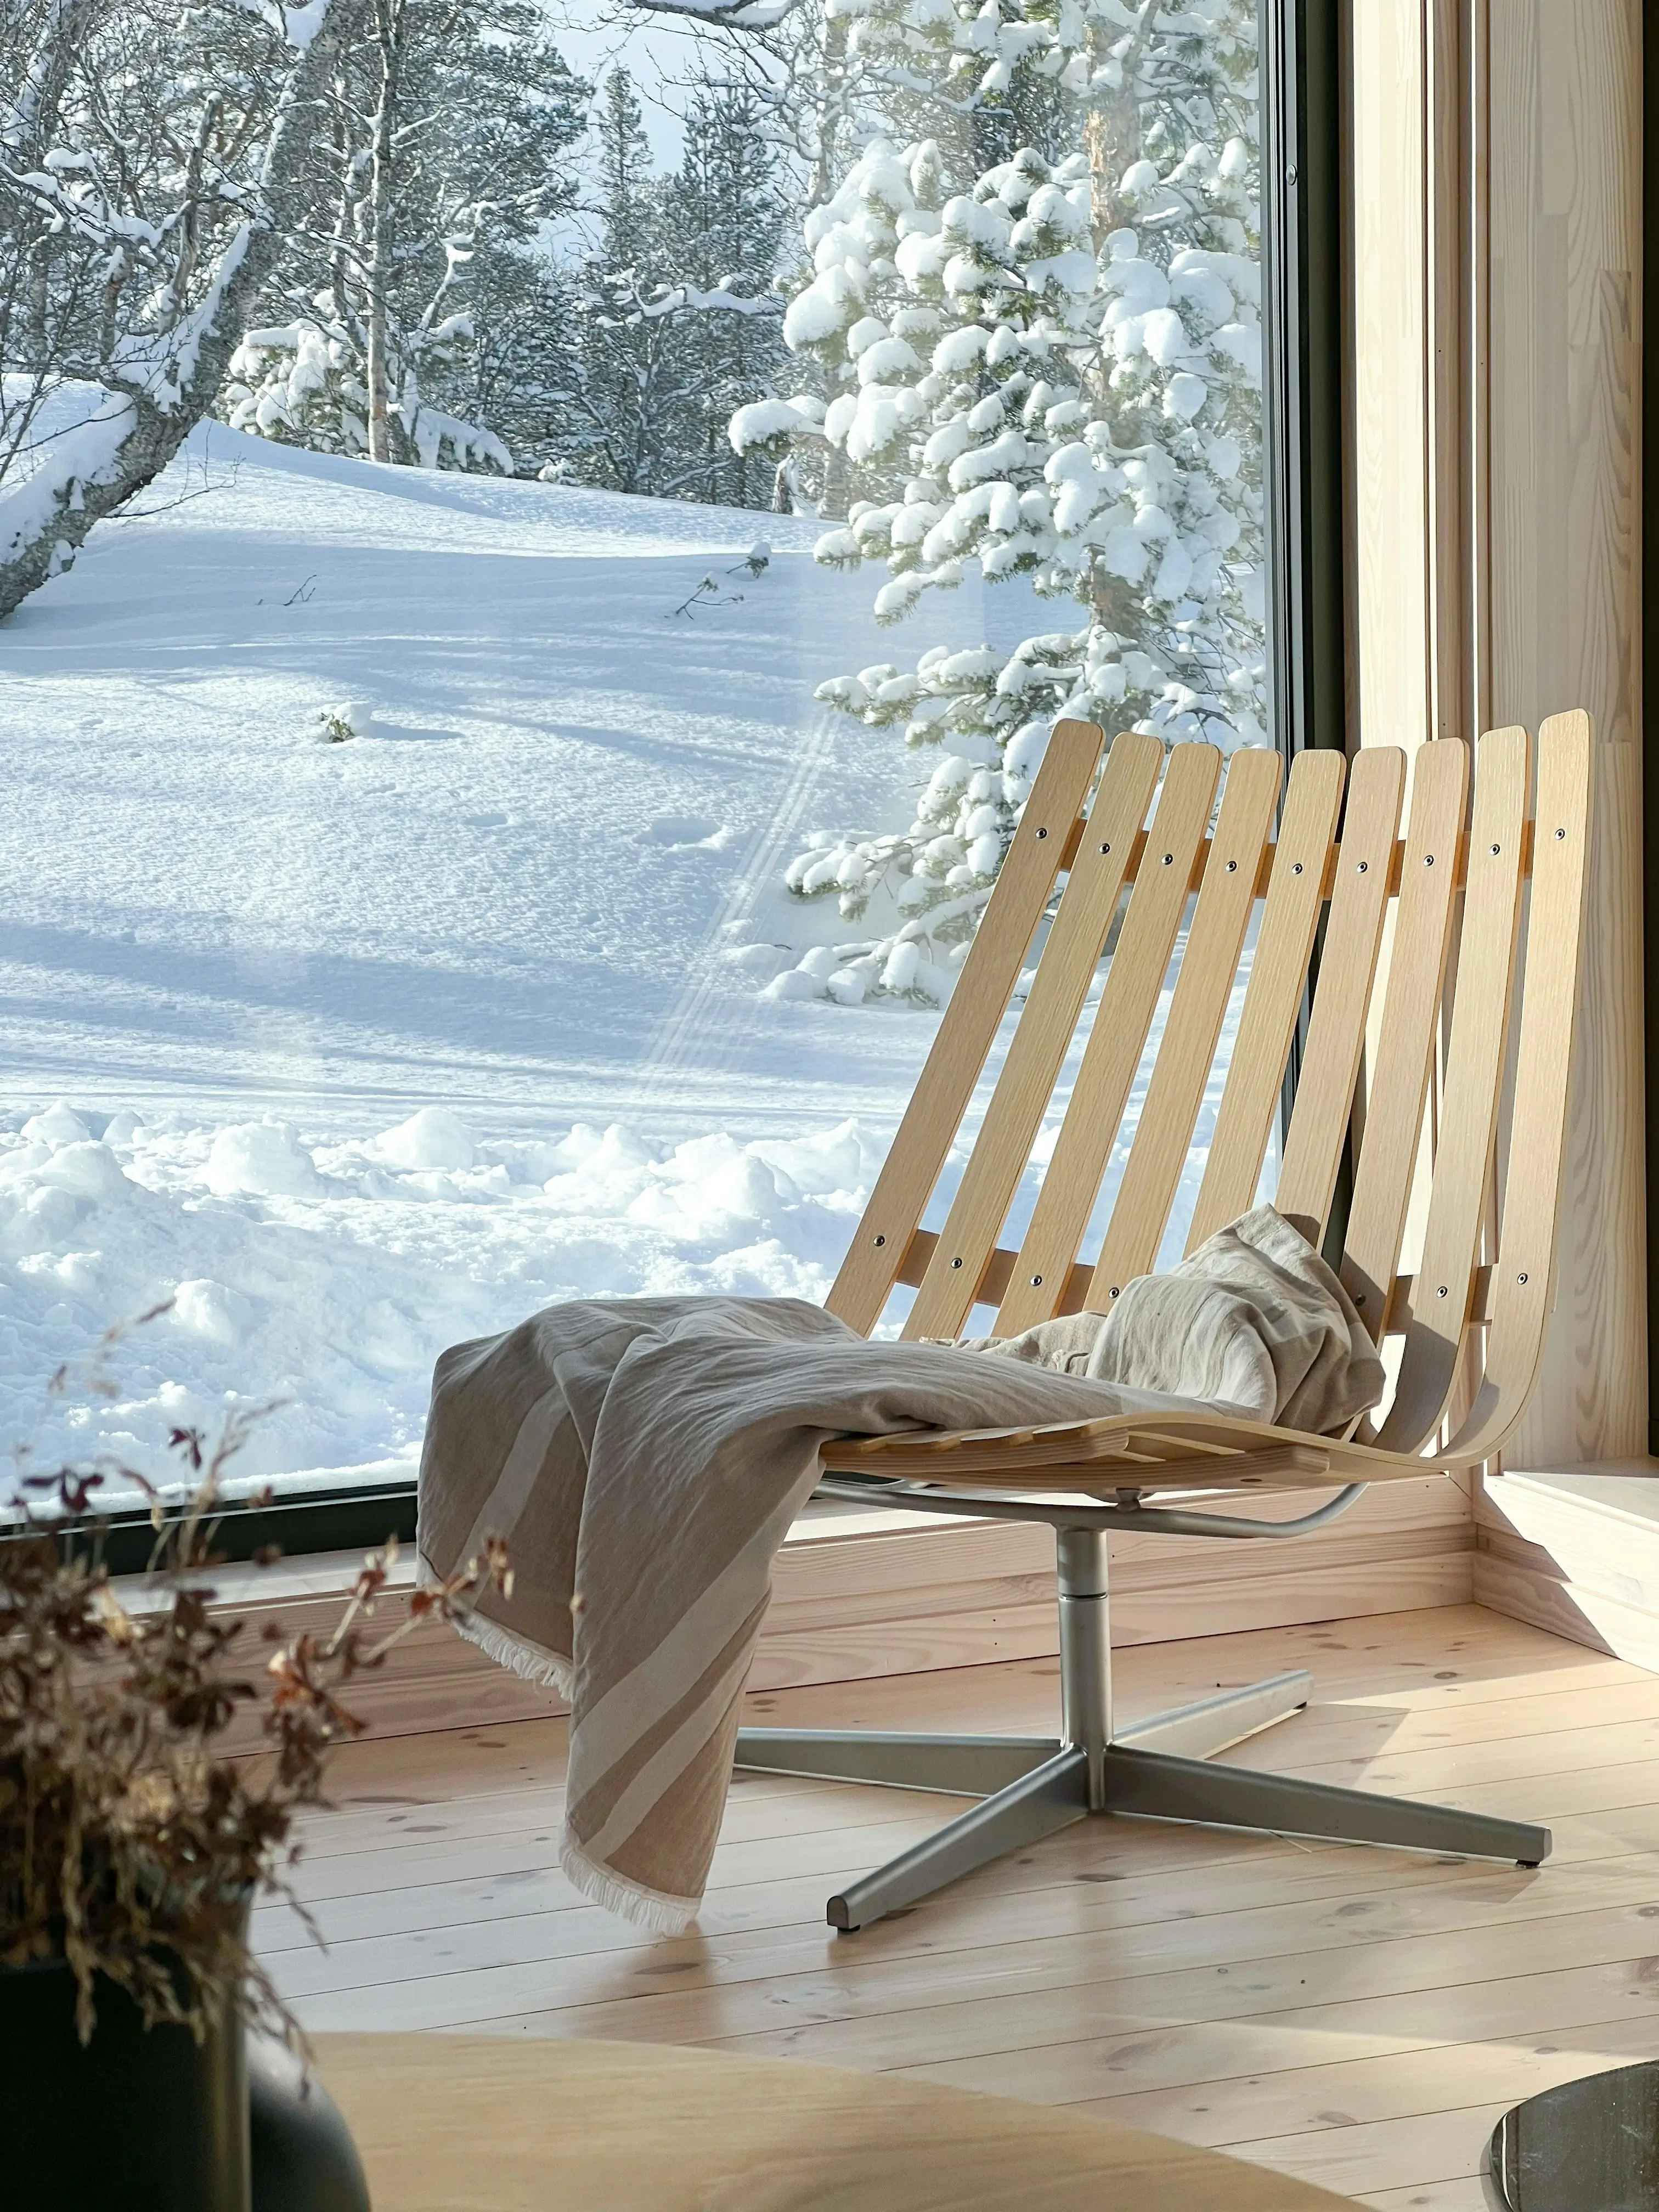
[419,1553,575,1701]
[557,1831,701,1936]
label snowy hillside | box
[0,427,1078,1499]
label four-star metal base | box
[735,1524,1550,1931]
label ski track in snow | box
[1,425,1097,1502]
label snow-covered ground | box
[1,426,1103,1500]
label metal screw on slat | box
[1099,842,1111,854]
[1161,853,1173,866]
[1357,860,1368,873]
[950,1256,964,1270]
[1030,1274,1043,1286]
[1517,1272,1529,1285]
[1437,1285,1448,1299]
[1292,862,1304,875]
[1356,1292,1367,1306]
[1108,1285,1121,1299]
[1490,843,1500,855]
[1555,828,1566,839]
[1226,860,1237,872]
[873,1234,886,1247]
[1424,854,1435,866]
[1035,827,1048,839]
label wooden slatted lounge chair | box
[735,713,1594,1930]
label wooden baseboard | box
[1475,1462,1659,1669]
[150,1471,1473,1751]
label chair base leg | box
[1113,1668,1313,1758]
[1102,1742,1550,1867]
[826,1748,1090,1931]
[732,1729,1058,1797]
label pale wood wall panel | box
[1487,0,1645,1466]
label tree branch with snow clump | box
[736,0,1266,1007]
[0,0,358,619]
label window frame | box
[1645,0,1658,1456]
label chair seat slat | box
[820,1426,1333,1486]
[1338,740,1470,1335]
[903,733,1163,1340]
[1187,748,1347,1249]
[1274,747,1407,1241]
[992,742,1223,1336]
[1377,727,1530,1452]
[825,719,1106,1335]
[1087,745,1284,1298]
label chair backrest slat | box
[1086,744,1284,1297]
[1186,748,1347,1250]
[825,718,1106,1335]
[992,742,1222,1336]
[1446,709,1593,1462]
[1376,726,1530,1451]
[904,733,1163,1341]
[1337,739,1471,1338]
[1273,747,1408,1242]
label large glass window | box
[0,0,1299,1529]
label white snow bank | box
[0,1106,890,1504]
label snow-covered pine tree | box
[734,0,1263,1007]
[460,251,582,482]
[560,68,695,494]
[221,0,586,473]
[662,79,791,506]
[560,68,787,504]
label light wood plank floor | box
[258,1605,1659,2208]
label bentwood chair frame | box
[735,713,1594,1931]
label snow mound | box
[205,1122,326,1199]
[0,1107,893,1501]
[371,1108,477,1173]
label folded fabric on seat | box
[963,1204,1383,1436]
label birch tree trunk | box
[0,0,354,621]
[363,0,403,464]
[4,0,96,363]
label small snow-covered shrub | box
[229,321,514,475]
[317,702,377,744]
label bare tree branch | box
[0,0,359,619]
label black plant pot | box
[0,1954,371,2212]
[0,1948,250,2210]
[248,2030,371,2212]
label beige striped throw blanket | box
[416,1205,1381,1929]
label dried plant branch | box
[0,1392,507,2050]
